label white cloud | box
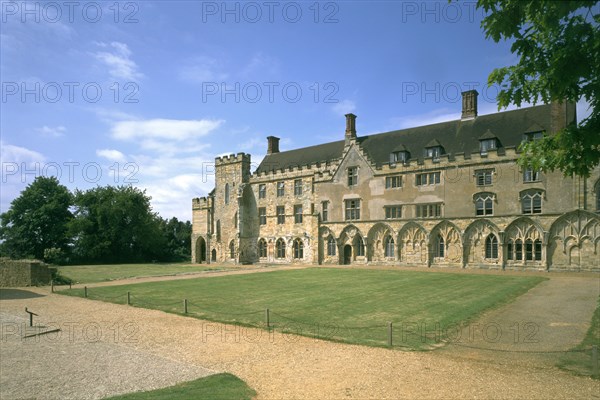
[332,99,356,116]
[111,118,224,142]
[94,42,143,81]
[179,56,228,83]
[240,52,280,78]
[38,125,66,137]
[0,141,46,163]
[0,141,46,212]
[96,149,126,163]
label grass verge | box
[57,263,239,283]
[557,296,600,379]
[60,268,545,350]
[102,373,256,400]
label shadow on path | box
[0,289,46,300]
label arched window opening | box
[384,235,395,258]
[355,236,365,257]
[327,236,336,256]
[224,183,230,205]
[435,235,445,258]
[534,239,542,261]
[525,239,534,261]
[258,239,267,258]
[293,238,304,259]
[507,239,514,260]
[276,238,286,259]
[515,239,523,261]
[485,234,498,259]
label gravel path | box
[439,276,600,368]
[1,273,599,400]
[0,309,214,400]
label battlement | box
[192,196,211,210]
[215,152,251,166]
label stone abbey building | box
[192,90,600,271]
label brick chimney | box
[461,90,478,120]
[267,136,280,155]
[345,113,357,141]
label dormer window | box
[424,139,444,160]
[426,146,442,159]
[523,124,545,142]
[525,131,543,142]
[480,138,497,154]
[479,129,499,155]
[390,145,410,164]
[390,151,409,164]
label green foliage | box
[62,268,545,350]
[0,176,72,260]
[69,186,166,264]
[157,217,192,262]
[477,0,600,177]
[51,268,74,285]
[102,373,256,400]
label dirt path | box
[439,276,600,368]
[1,276,599,400]
[66,265,307,288]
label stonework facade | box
[192,91,600,271]
[0,258,54,287]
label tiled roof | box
[256,104,557,173]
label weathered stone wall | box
[0,259,53,287]
[192,101,600,272]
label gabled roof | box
[256,103,557,173]
[392,144,409,152]
[425,138,443,148]
[479,129,497,140]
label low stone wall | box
[0,259,52,287]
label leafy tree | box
[477,0,599,177]
[0,176,72,260]
[158,217,192,261]
[69,185,165,263]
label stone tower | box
[212,153,251,263]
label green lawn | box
[60,268,545,349]
[558,296,600,379]
[103,373,256,400]
[57,263,239,284]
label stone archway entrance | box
[343,245,352,265]
[195,237,206,263]
[211,249,217,262]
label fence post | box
[388,322,393,347]
[593,345,599,377]
[84,286,87,298]
[127,291,131,305]
[184,299,188,314]
[266,308,270,329]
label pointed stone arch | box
[338,224,365,264]
[464,219,501,267]
[194,236,207,263]
[367,222,395,262]
[504,217,544,267]
[319,226,338,264]
[548,210,600,271]
[430,221,462,266]
[398,222,428,266]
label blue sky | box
[0,1,592,221]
